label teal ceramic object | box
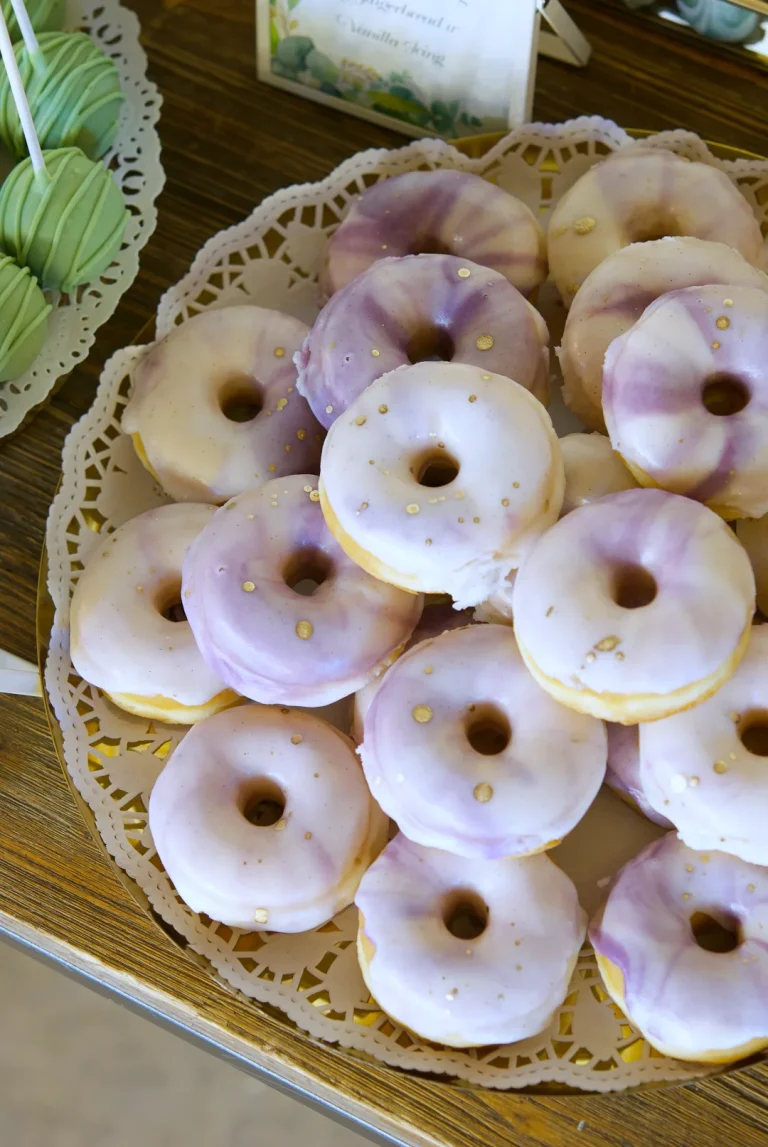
[676,0,760,42]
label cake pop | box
[2,0,64,44]
[0,252,49,379]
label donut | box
[736,517,768,616]
[512,488,755,723]
[558,237,768,430]
[360,624,606,858]
[182,474,423,706]
[605,723,672,827]
[604,285,768,520]
[590,833,768,1063]
[296,254,550,429]
[548,149,764,309]
[319,361,564,609]
[560,432,636,515]
[122,306,324,504]
[351,596,473,743]
[149,705,388,931]
[70,504,237,723]
[640,625,768,864]
[472,571,516,626]
[323,169,546,298]
[356,834,586,1048]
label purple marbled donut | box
[605,723,672,828]
[323,169,546,298]
[182,473,423,706]
[297,254,550,429]
[590,833,768,1062]
[604,284,768,519]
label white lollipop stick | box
[8,0,39,57]
[0,1,46,179]
[0,650,41,696]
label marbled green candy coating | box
[0,147,128,292]
[0,32,124,160]
[1,0,65,42]
[0,254,50,381]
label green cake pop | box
[0,31,124,159]
[2,0,64,43]
[0,252,49,379]
[0,146,128,292]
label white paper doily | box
[0,0,163,437]
[45,117,768,1091]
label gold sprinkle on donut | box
[424,666,433,674]
[458,517,464,523]
[468,394,477,403]
[274,818,287,831]
[455,491,465,499]
[253,908,269,924]
[412,705,433,723]
[359,501,369,512]
[325,404,334,414]
[305,831,312,840]
[724,298,734,307]
[136,585,144,593]
[378,404,388,414]
[284,444,291,452]
[296,620,313,639]
[274,347,285,358]
[304,484,312,492]
[748,883,756,892]
[682,892,691,901]
[686,865,694,873]
[291,734,303,745]
[573,216,597,235]
[716,316,730,330]
[474,782,494,803]
[473,516,480,523]
[425,537,432,545]
[566,282,580,295]
[355,415,367,425]
[276,398,288,411]
[406,503,420,514]
[595,635,621,652]
[371,348,380,357]
[513,481,520,489]
[481,373,491,381]
[457,267,471,278]
[242,581,255,593]
[309,489,320,502]
[381,245,388,250]
[501,497,509,506]
[701,854,710,862]
[615,651,625,661]
[714,760,729,774]
[585,652,596,664]
[476,334,494,351]
[297,428,306,440]
[689,776,700,786]
[269,464,276,472]
[712,340,721,350]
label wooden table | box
[4,1,768,1143]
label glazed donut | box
[558,237,768,430]
[149,705,388,931]
[640,626,768,864]
[356,834,586,1048]
[122,306,324,504]
[351,597,473,743]
[319,361,564,609]
[296,254,550,429]
[323,169,546,298]
[736,517,768,615]
[604,285,768,520]
[590,833,768,1063]
[548,148,764,308]
[512,488,755,723]
[472,571,516,626]
[605,723,671,828]
[560,432,636,515]
[182,474,423,706]
[360,624,606,858]
[70,504,237,723]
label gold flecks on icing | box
[748,883,756,892]
[296,620,313,639]
[476,334,494,351]
[689,776,700,787]
[712,340,721,350]
[473,782,493,803]
[585,652,596,664]
[371,348,380,357]
[716,316,730,330]
[378,404,388,414]
[309,489,320,502]
[481,373,491,380]
[406,503,420,514]
[615,651,625,661]
[573,216,597,235]
[136,585,143,592]
[269,464,276,472]
[305,831,312,840]
[424,666,433,674]
[274,818,287,831]
[297,428,306,439]
[303,484,312,492]
[457,267,471,278]
[473,516,480,523]
[274,346,285,357]
[326,404,333,413]
[513,481,520,489]
[458,517,464,523]
[355,415,367,425]
[291,734,303,745]
[682,892,691,901]
[425,538,432,545]
[713,761,728,774]
[595,635,621,652]
[501,498,509,506]
[468,394,477,403]
[253,908,269,924]
[412,705,433,723]
[284,444,291,452]
[242,581,255,593]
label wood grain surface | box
[3,1,768,1143]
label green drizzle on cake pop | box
[1,0,65,43]
[0,253,50,379]
[0,31,124,159]
[0,146,128,292]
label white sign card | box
[256,0,590,139]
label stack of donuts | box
[70,144,768,1062]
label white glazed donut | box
[182,474,423,707]
[548,148,764,308]
[356,834,586,1048]
[559,433,636,515]
[122,306,324,503]
[640,626,768,864]
[512,488,755,723]
[605,723,671,828]
[590,833,768,1063]
[70,504,237,724]
[558,237,768,430]
[149,705,388,931]
[319,361,564,609]
[604,285,768,520]
[360,625,606,858]
[736,517,768,616]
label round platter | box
[40,118,768,1093]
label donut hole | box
[219,374,264,423]
[739,710,768,756]
[612,564,657,610]
[629,212,680,244]
[282,547,332,597]
[409,235,452,257]
[442,889,489,941]
[690,909,742,954]
[465,703,511,756]
[406,325,455,365]
[702,373,750,417]
[241,778,286,827]
[156,580,187,623]
[415,449,460,488]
